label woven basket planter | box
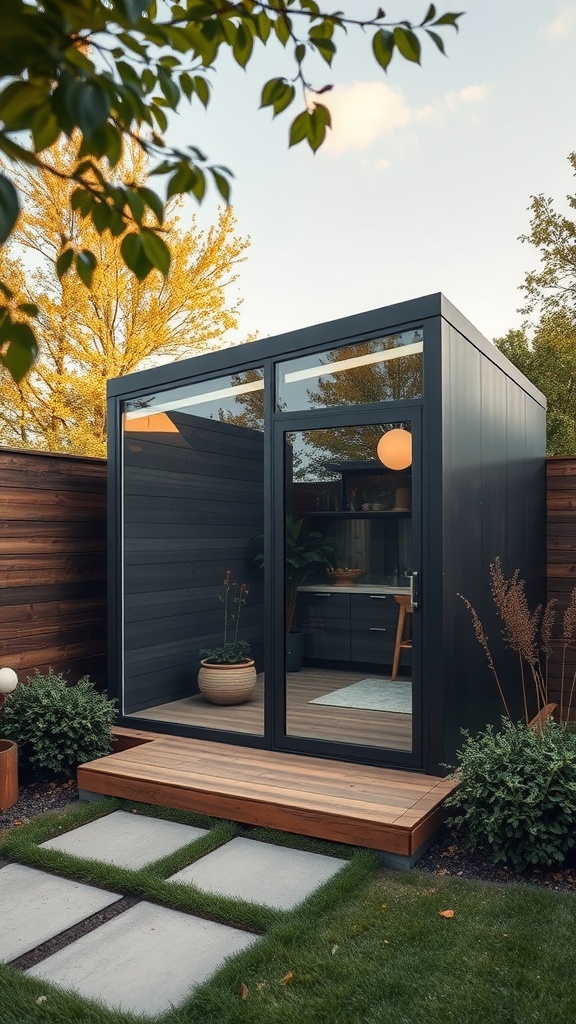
[198,659,256,705]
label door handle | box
[408,570,419,610]
[369,627,388,632]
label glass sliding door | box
[121,369,266,737]
[276,413,421,765]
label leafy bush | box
[1,670,116,781]
[199,639,252,664]
[446,719,576,872]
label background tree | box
[495,152,576,455]
[0,138,250,456]
[0,2,463,383]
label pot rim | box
[0,739,17,752]
[200,658,255,668]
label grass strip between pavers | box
[2,800,576,1024]
[0,797,360,933]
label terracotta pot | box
[0,739,18,810]
[198,659,256,705]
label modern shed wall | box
[438,326,547,768]
[0,447,107,688]
[123,414,264,713]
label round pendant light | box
[377,428,412,470]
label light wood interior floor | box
[129,666,412,752]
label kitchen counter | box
[298,583,410,596]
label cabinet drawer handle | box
[369,627,388,632]
[312,592,331,597]
[369,595,389,600]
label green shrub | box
[1,670,116,781]
[446,719,576,872]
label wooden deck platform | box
[77,728,457,865]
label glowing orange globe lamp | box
[377,428,412,470]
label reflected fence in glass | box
[121,369,266,735]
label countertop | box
[298,584,410,596]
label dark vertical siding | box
[0,447,107,688]
[546,457,576,708]
[439,326,547,768]
[123,414,264,713]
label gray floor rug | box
[310,678,412,714]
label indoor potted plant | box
[198,571,256,705]
[256,517,335,672]
[284,517,336,671]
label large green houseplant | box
[256,517,335,671]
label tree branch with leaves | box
[0,1,463,384]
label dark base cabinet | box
[298,591,411,669]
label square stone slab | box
[40,810,208,869]
[168,837,348,909]
[0,864,121,963]
[27,901,258,1016]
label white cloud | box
[319,81,433,155]
[545,4,576,37]
[317,80,491,157]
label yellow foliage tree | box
[0,139,250,457]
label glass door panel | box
[280,416,420,762]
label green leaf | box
[274,14,291,46]
[69,80,111,137]
[0,81,47,128]
[308,103,331,152]
[295,43,306,64]
[56,248,74,279]
[311,37,335,66]
[75,249,98,288]
[140,228,171,275]
[421,3,436,24]
[124,189,146,223]
[0,174,19,245]
[425,28,446,54]
[289,110,311,148]
[30,107,61,152]
[211,168,231,204]
[432,12,464,28]
[260,78,295,116]
[120,233,153,281]
[192,76,210,108]
[0,321,38,382]
[232,22,253,68]
[393,26,421,63]
[158,68,180,109]
[17,302,39,317]
[137,186,165,224]
[372,29,395,71]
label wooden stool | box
[391,595,412,680]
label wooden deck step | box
[77,731,457,863]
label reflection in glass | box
[276,330,422,412]
[284,423,413,753]
[122,370,265,735]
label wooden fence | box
[0,447,107,690]
[1,448,576,708]
[546,457,576,709]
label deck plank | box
[78,733,456,858]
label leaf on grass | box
[257,982,266,990]
[331,944,338,955]
[240,983,248,1000]
[279,971,294,985]
[36,996,48,1004]
[438,909,455,918]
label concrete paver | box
[0,864,121,963]
[40,810,208,869]
[26,900,258,1016]
[168,836,348,909]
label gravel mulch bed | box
[0,779,79,834]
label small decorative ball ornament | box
[0,667,18,694]
[377,428,412,470]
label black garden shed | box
[106,292,547,776]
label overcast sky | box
[165,0,576,348]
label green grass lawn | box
[1,799,575,1024]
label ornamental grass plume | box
[460,558,576,726]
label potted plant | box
[198,571,256,705]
